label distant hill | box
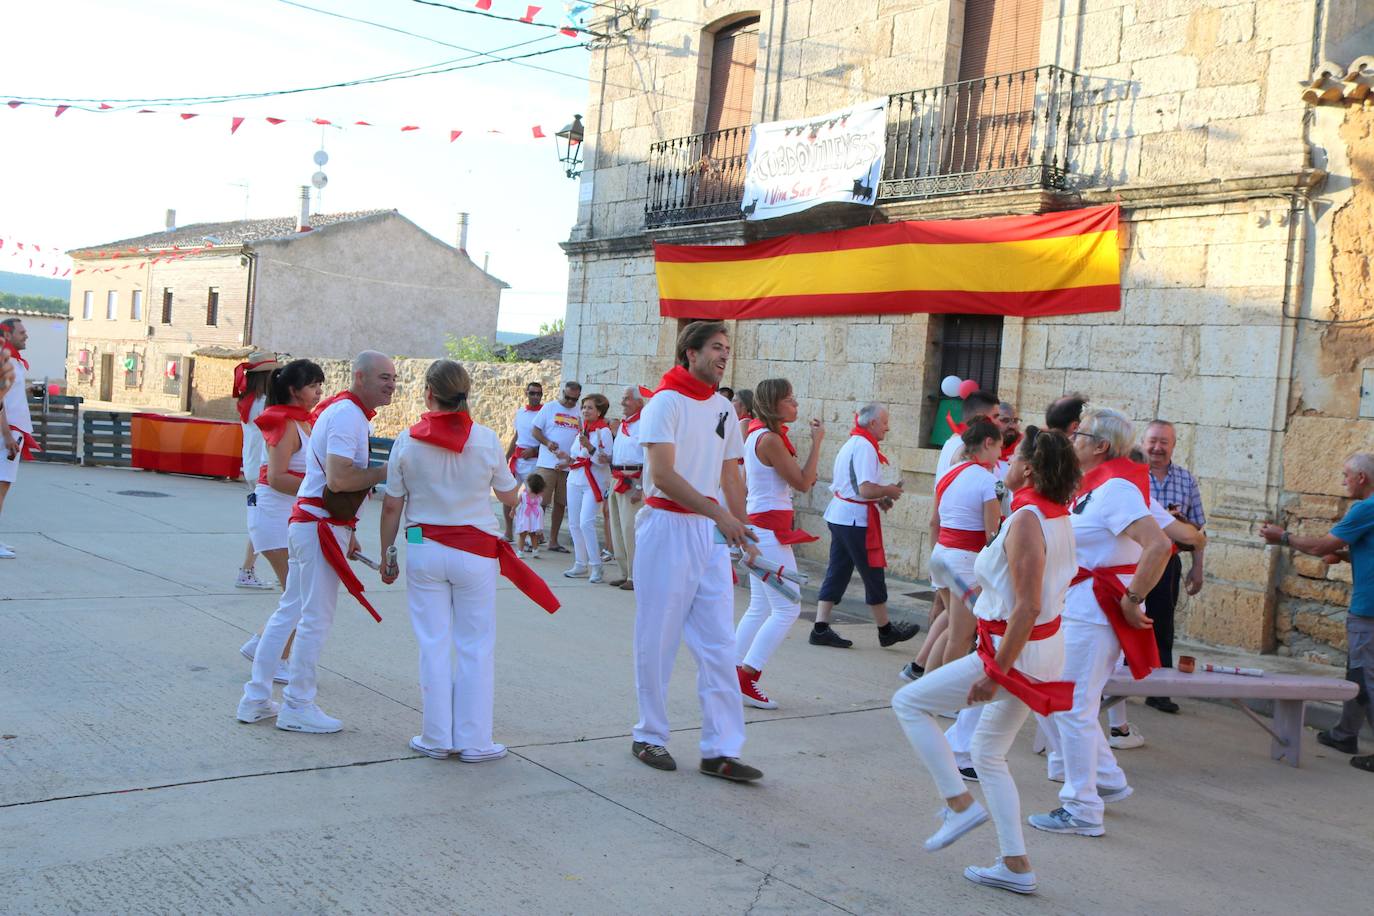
[0,271,70,300]
[496,330,535,345]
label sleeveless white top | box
[744,427,792,514]
[255,420,310,483]
[971,504,1077,626]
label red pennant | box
[521,5,541,22]
[531,125,546,138]
[54,105,69,117]
[560,27,578,36]
[475,0,492,8]
[138,109,155,114]
[75,269,85,275]
[99,103,113,110]
[354,120,371,126]
[449,130,463,142]
[7,101,21,108]
[231,116,244,134]
[62,268,70,277]
[16,243,23,250]
[266,117,285,125]
[180,113,197,120]
[400,125,419,131]
[313,118,332,125]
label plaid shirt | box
[1149,462,1205,528]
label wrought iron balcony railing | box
[645,66,1080,229]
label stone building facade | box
[561,0,1374,662]
[65,211,504,412]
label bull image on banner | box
[740,99,889,221]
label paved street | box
[1,463,1369,914]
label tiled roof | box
[68,210,395,255]
[510,331,563,361]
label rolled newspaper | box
[1201,663,1264,678]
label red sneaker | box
[737,666,778,709]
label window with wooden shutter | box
[945,0,1042,175]
[694,17,759,208]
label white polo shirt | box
[611,415,646,467]
[512,405,541,475]
[823,435,883,527]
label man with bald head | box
[238,350,394,733]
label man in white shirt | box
[935,390,1005,482]
[503,380,544,541]
[532,380,582,553]
[0,318,34,559]
[236,350,394,734]
[632,321,762,782]
[607,384,648,590]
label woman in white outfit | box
[564,393,613,583]
[892,428,1080,895]
[239,359,324,681]
[928,419,1004,669]
[235,357,276,590]
[733,378,824,710]
[379,359,522,761]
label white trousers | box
[893,630,1064,859]
[1043,619,1128,823]
[946,705,984,770]
[734,529,800,672]
[406,540,500,754]
[608,488,638,580]
[632,509,745,758]
[567,480,604,568]
[244,521,345,708]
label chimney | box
[296,186,312,232]
[165,209,176,230]
[456,211,470,253]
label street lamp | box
[555,114,585,179]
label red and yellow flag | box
[131,414,244,479]
[655,204,1120,320]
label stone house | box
[561,0,1374,662]
[65,209,505,412]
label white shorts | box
[247,484,295,552]
[929,544,978,591]
[0,454,18,485]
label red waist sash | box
[568,457,605,503]
[646,495,704,515]
[412,524,560,614]
[834,494,885,569]
[611,467,642,494]
[976,616,1075,716]
[748,509,818,545]
[938,528,985,551]
[10,427,38,461]
[257,464,305,486]
[1070,564,1160,679]
[288,496,381,623]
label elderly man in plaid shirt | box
[1141,420,1205,714]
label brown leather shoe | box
[607,578,626,587]
[619,579,634,591]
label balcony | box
[645,65,1080,229]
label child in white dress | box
[515,473,546,557]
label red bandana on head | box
[410,411,473,453]
[1011,485,1070,519]
[653,365,716,401]
[312,391,377,422]
[1078,456,1149,502]
[747,418,796,456]
[254,405,313,447]
[2,340,28,372]
[849,415,889,465]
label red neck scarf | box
[934,460,992,503]
[582,417,609,434]
[233,360,273,424]
[945,410,965,436]
[523,404,540,412]
[254,405,313,447]
[312,390,377,422]
[1078,456,1150,503]
[2,340,28,371]
[410,410,473,453]
[848,419,889,465]
[746,419,796,456]
[1000,433,1022,462]
[653,365,716,401]
[1011,486,1070,519]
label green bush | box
[444,334,519,363]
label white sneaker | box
[599,548,614,562]
[276,703,342,733]
[0,542,15,559]
[924,800,989,851]
[458,744,508,762]
[1109,726,1145,749]
[1099,784,1134,803]
[410,736,452,759]
[236,697,281,723]
[563,564,589,578]
[588,564,604,584]
[530,548,541,559]
[273,660,290,684]
[239,634,261,661]
[235,568,275,590]
[964,859,1038,895]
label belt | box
[288,496,381,622]
[748,509,818,545]
[938,528,986,551]
[975,616,1075,715]
[611,466,642,494]
[1070,564,1159,679]
[834,493,885,569]
[410,524,559,614]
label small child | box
[515,473,547,558]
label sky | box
[0,0,591,334]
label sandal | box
[1352,755,1374,773]
[549,543,570,553]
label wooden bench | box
[1103,669,1357,767]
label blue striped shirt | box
[1148,463,1205,528]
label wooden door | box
[99,353,114,402]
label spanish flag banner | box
[131,413,244,479]
[655,204,1120,320]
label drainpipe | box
[242,248,258,347]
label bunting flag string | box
[0,232,238,278]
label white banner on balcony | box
[741,98,889,221]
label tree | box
[538,318,565,336]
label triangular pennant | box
[231,116,245,134]
[99,103,113,110]
[560,27,578,36]
[138,109,155,114]
[475,0,492,9]
[266,117,286,125]
[400,125,420,131]
[449,130,463,142]
[7,101,22,108]
[313,117,332,125]
[521,5,541,23]
[180,113,198,120]
[354,120,372,126]
[531,125,546,138]
[54,105,69,117]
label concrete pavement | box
[1,463,1369,913]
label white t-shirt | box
[512,406,541,475]
[567,426,613,490]
[611,415,645,466]
[298,398,372,513]
[241,395,266,479]
[936,463,998,532]
[934,434,966,487]
[640,389,743,504]
[385,422,513,533]
[973,505,1077,626]
[2,353,31,433]
[1064,477,1152,624]
[823,434,883,527]
[533,401,581,469]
